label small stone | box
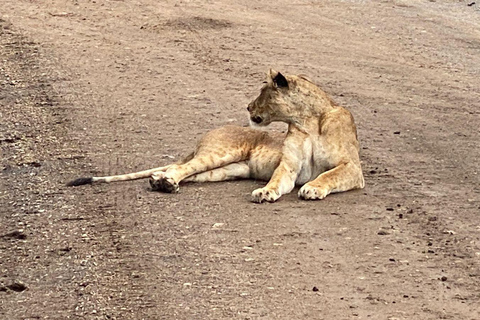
[7,281,27,292]
[2,230,26,240]
[441,276,448,282]
[377,230,390,235]
[28,161,42,167]
[211,223,224,228]
[312,286,319,292]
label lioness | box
[68,70,364,203]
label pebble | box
[7,281,27,292]
[443,230,456,235]
[2,230,26,240]
[211,223,224,228]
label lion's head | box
[247,69,290,126]
[247,69,334,127]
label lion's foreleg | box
[251,158,299,203]
[298,162,364,200]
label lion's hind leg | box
[149,150,245,193]
[183,162,250,183]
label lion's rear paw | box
[150,176,179,193]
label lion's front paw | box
[251,188,280,203]
[298,184,328,200]
[149,175,179,193]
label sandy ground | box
[1,0,480,319]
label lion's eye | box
[262,81,267,84]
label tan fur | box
[68,70,364,203]
[246,69,364,202]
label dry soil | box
[1,1,480,319]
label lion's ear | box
[266,69,276,85]
[268,69,289,89]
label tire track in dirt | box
[1,1,480,319]
[0,19,108,318]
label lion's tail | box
[66,165,171,187]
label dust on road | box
[1,1,480,319]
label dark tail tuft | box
[67,177,93,187]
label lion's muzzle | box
[250,116,263,124]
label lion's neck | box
[283,93,335,133]
[307,98,335,116]
[288,117,322,135]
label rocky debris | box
[1,230,27,240]
[4,281,28,292]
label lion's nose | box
[251,116,263,124]
[247,103,253,112]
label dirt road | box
[1,0,479,319]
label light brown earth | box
[1,1,480,319]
